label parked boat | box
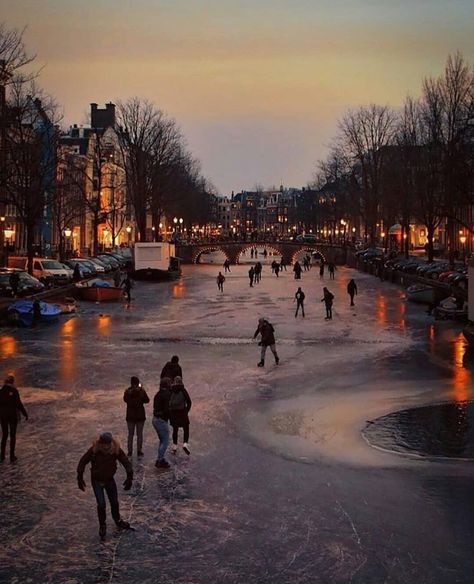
[75,279,124,302]
[434,296,468,321]
[406,284,435,304]
[7,299,61,326]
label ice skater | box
[169,377,192,455]
[328,262,336,280]
[0,375,28,463]
[321,287,334,320]
[294,287,305,318]
[152,377,172,469]
[347,279,358,306]
[161,355,183,381]
[223,259,231,273]
[319,262,325,279]
[123,376,150,457]
[77,432,134,539]
[217,271,225,292]
[248,266,255,287]
[122,273,133,302]
[253,317,279,367]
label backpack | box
[169,389,186,411]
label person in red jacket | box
[77,432,133,540]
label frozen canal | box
[1,261,474,583]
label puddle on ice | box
[363,401,474,459]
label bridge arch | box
[236,243,283,264]
[192,246,232,264]
[290,247,327,265]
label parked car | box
[0,268,45,297]
[88,257,112,273]
[75,258,102,274]
[102,252,128,268]
[64,260,92,279]
[7,256,71,286]
[97,254,120,269]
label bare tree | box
[337,104,397,242]
[0,23,36,84]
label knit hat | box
[5,375,14,384]
[99,432,113,444]
[172,376,183,386]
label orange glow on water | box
[0,336,17,358]
[96,315,111,334]
[376,293,386,327]
[450,333,471,402]
[62,317,76,335]
[60,338,75,381]
[172,281,185,298]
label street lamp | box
[460,233,467,263]
[126,225,132,245]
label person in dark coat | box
[0,375,28,463]
[152,377,172,468]
[319,262,325,279]
[77,432,133,539]
[253,317,279,367]
[9,272,20,297]
[122,274,133,302]
[293,261,302,280]
[216,272,225,292]
[160,355,183,381]
[321,287,334,320]
[123,376,150,457]
[328,262,336,279]
[347,279,358,306]
[294,287,305,318]
[73,263,81,283]
[168,377,192,455]
[248,266,255,287]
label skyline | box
[3,0,474,193]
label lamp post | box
[126,225,132,245]
[64,227,72,259]
[151,225,156,242]
[381,231,386,253]
[460,233,467,263]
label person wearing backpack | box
[321,287,334,320]
[123,376,150,457]
[168,376,192,455]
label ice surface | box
[1,263,474,583]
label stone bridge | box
[175,241,347,265]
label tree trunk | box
[26,224,35,275]
[92,212,99,255]
[427,224,434,263]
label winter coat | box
[347,281,357,295]
[153,388,171,421]
[322,290,334,307]
[253,321,276,346]
[295,290,305,303]
[168,384,192,428]
[77,437,133,484]
[123,386,150,422]
[160,361,183,381]
[0,383,27,420]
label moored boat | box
[7,299,61,326]
[406,284,435,304]
[75,279,123,302]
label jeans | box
[172,423,189,445]
[1,416,18,459]
[325,304,333,319]
[295,301,305,317]
[127,421,145,454]
[152,417,169,461]
[261,344,278,362]
[92,478,120,526]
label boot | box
[257,361,265,367]
[116,519,133,530]
[99,523,107,540]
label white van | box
[8,256,71,286]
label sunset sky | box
[4,0,474,193]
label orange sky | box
[3,0,474,192]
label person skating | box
[280,258,287,271]
[293,261,302,280]
[168,377,192,455]
[77,432,134,539]
[248,266,255,287]
[216,272,225,292]
[294,287,305,318]
[321,287,334,320]
[253,317,279,367]
[32,299,42,327]
[328,263,336,280]
[73,263,82,283]
[161,355,183,381]
[113,269,122,288]
[152,377,172,469]
[0,375,28,463]
[123,376,150,457]
[347,279,358,306]
[223,259,231,273]
[254,262,262,284]
[122,273,133,302]
[319,262,325,279]
[9,271,20,297]
[274,263,280,277]
[303,257,309,271]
